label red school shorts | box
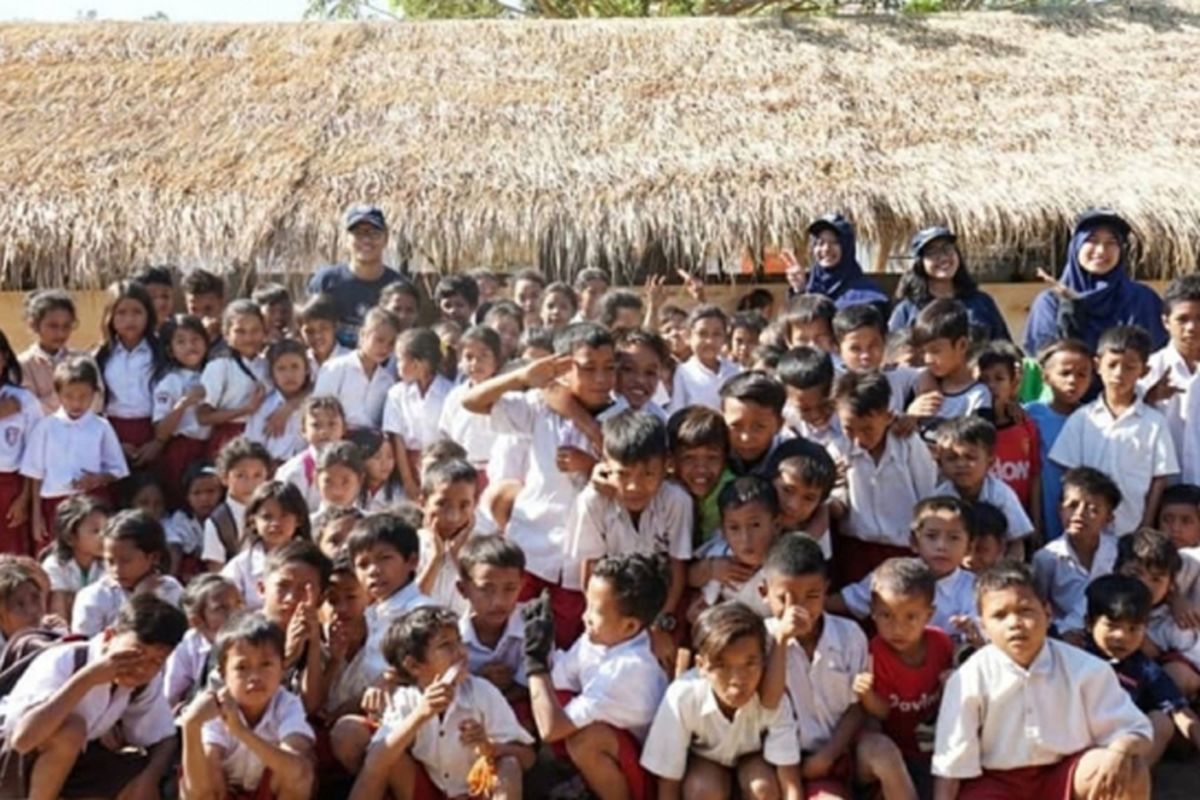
[831,534,914,588]
[958,752,1083,800]
[518,572,586,650]
[550,690,654,800]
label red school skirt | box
[160,434,210,508]
[518,572,586,650]
[832,534,915,588]
[208,422,246,460]
[108,416,155,449]
[0,471,30,555]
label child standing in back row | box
[18,289,80,415]
[312,306,399,430]
[96,280,163,469]
[385,328,452,501]
[909,299,991,436]
[153,315,211,508]
[0,329,42,555]
[671,305,741,412]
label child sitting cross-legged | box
[457,536,529,711]
[179,612,316,800]
[349,606,535,800]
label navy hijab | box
[805,214,889,311]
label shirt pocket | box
[820,659,857,713]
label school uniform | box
[1182,379,1200,486]
[275,447,321,512]
[201,497,248,565]
[201,687,314,793]
[929,379,991,420]
[19,343,74,414]
[416,528,475,617]
[164,510,205,558]
[438,381,498,480]
[307,343,352,382]
[637,399,669,423]
[153,367,211,506]
[785,408,849,452]
[360,582,434,687]
[883,365,921,416]
[311,350,395,429]
[670,355,741,412]
[361,482,405,513]
[931,476,1035,542]
[1049,397,1179,535]
[694,534,771,618]
[0,384,41,554]
[221,542,268,611]
[1024,400,1072,542]
[1177,547,1200,607]
[40,552,104,595]
[323,639,375,715]
[485,432,529,485]
[840,567,977,635]
[200,353,269,457]
[383,374,453,484]
[164,628,213,707]
[566,480,693,591]
[460,608,527,688]
[72,573,185,636]
[641,668,801,779]
[243,389,305,463]
[1141,342,1195,468]
[1145,606,1200,673]
[372,675,533,798]
[20,408,128,529]
[103,339,156,448]
[1032,535,1117,635]
[932,639,1152,791]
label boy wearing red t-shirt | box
[852,557,955,797]
[977,342,1041,534]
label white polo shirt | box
[1140,343,1195,465]
[460,607,527,688]
[201,687,314,792]
[312,351,395,429]
[1177,547,1200,607]
[201,498,249,565]
[490,391,627,583]
[1032,535,1118,634]
[670,356,741,412]
[360,582,434,687]
[694,534,771,618]
[72,573,185,636]
[437,382,497,465]
[201,354,268,423]
[828,431,938,547]
[932,639,1152,778]
[383,375,453,450]
[839,566,976,635]
[931,476,1034,541]
[275,448,321,512]
[164,627,212,707]
[152,368,210,440]
[641,669,801,778]
[0,635,174,747]
[485,433,529,484]
[244,390,305,462]
[103,339,155,418]
[221,542,268,611]
[323,638,376,715]
[41,552,104,594]
[764,613,868,752]
[550,630,668,742]
[372,675,533,797]
[785,408,848,452]
[20,409,129,497]
[1049,397,1178,535]
[0,384,42,472]
[566,480,693,590]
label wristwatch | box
[655,613,677,633]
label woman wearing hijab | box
[800,213,890,312]
[888,226,1011,341]
[1023,209,1166,355]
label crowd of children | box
[0,206,1199,800]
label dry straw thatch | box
[1,2,1198,287]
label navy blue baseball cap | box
[344,205,387,231]
[910,226,956,258]
[1074,208,1130,239]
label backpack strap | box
[212,503,239,561]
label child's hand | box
[263,402,293,437]
[521,590,555,677]
[88,643,146,686]
[950,615,984,649]
[242,383,267,415]
[31,513,48,550]
[478,661,514,691]
[181,385,206,408]
[40,613,68,631]
[852,658,874,699]
[1169,593,1200,629]
[685,594,709,625]
[832,459,848,492]
[361,686,393,719]
[214,687,247,735]
[1092,747,1138,799]
[890,414,919,439]
[521,353,574,389]
[73,470,108,492]
[644,273,668,308]
[181,689,222,728]
[1144,371,1180,406]
[555,446,596,476]
[458,717,488,749]
[6,494,29,528]
[417,675,457,721]
[328,618,351,662]
[710,558,756,588]
[1036,267,1077,300]
[132,439,163,467]
[0,395,21,420]
[676,269,706,303]
[906,391,943,418]
[589,464,619,499]
[775,594,813,644]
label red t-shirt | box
[869,628,955,760]
[990,418,1040,507]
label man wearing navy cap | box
[306,205,406,347]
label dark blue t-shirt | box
[307,263,404,347]
[1088,641,1187,714]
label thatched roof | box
[2,3,1199,287]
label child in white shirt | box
[322,558,372,719]
[275,395,347,513]
[153,314,211,507]
[39,494,107,623]
[671,304,741,411]
[296,292,351,380]
[164,462,223,578]
[385,327,453,500]
[438,326,503,478]
[165,573,243,709]
[196,299,270,458]
[221,481,312,611]
[347,427,405,512]
[415,459,480,617]
[312,306,398,429]
[614,328,671,420]
[201,438,272,570]
[769,438,837,558]
[311,441,366,534]
[0,331,42,556]
[457,536,529,705]
[243,339,310,464]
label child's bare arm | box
[933,777,961,800]
[1142,476,1170,529]
[351,681,454,800]
[803,705,865,778]
[392,433,420,502]
[656,778,682,800]
[490,741,536,771]
[664,558,686,622]
[527,673,577,743]
[461,354,572,415]
[542,384,603,452]
[777,762,804,800]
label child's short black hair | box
[512,268,546,289]
[543,282,579,312]
[23,289,77,327]
[458,535,526,578]
[1036,337,1093,366]
[53,356,102,394]
[736,289,774,315]
[346,511,420,561]
[296,293,340,325]
[912,496,976,539]
[871,557,937,606]
[1096,325,1152,364]
[1160,483,1200,512]
[103,510,171,573]
[935,415,996,454]
[730,311,767,337]
[686,303,728,331]
[553,322,614,356]
[421,457,478,498]
[693,601,766,663]
[302,394,346,424]
[1086,574,1152,626]
[832,304,886,344]
[181,573,238,620]
[422,437,469,471]
[975,340,1024,377]
[974,560,1041,610]
[784,294,835,327]
[590,553,668,629]
[831,369,891,416]
[1116,528,1182,578]
[1162,274,1200,315]
[718,370,786,416]
[1061,467,1123,513]
[658,304,688,326]
[913,298,969,345]
[434,274,480,309]
[763,532,827,580]
[971,501,1008,543]
[382,605,461,682]
[133,265,175,289]
[215,437,272,477]
[214,612,286,674]
[181,268,225,299]
[518,326,553,354]
[251,282,291,308]
[317,441,366,478]
[667,406,729,456]
[0,562,41,608]
[768,439,837,500]
[573,268,609,290]
[752,343,785,371]
[718,475,780,518]
[113,593,188,648]
[615,328,669,367]
[263,539,333,590]
[379,279,421,308]
[602,409,668,465]
[777,346,834,393]
[598,290,643,329]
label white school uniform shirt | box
[21,409,129,497]
[416,528,474,617]
[323,641,376,714]
[1032,535,1118,634]
[566,480,693,591]
[694,534,771,618]
[40,552,104,594]
[1182,378,1200,485]
[359,582,434,686]
[201,687,314,792]
[221,542,268,611]
[460,608,527,688]
[201,497,248,565]
[489,391,627,583]
[362,482,406,513]
[307,343,352,382]
[373,675,534,798]
[840,567,976,634]
[670,355,741,412]
[152,368,210,440]
[828,431,938,547]
[72,573,185,636]
[485,432,529,484]
[1049,397,1178,536]
[164,628,212,707]
[1141,343,1195,466]
[312,351,395,429]
[275,448,321,512]
[1145,606,1200,671]
[931,476,1034,541]
[641,669,801,779]
[765,613,868,752]
[884,365,921,415]
[550,630,668,742]
[438,381,497,465]
[0,384,42,471]
[201,354,269,423]
[165,510,205,556]
[243,389,305,462]
[103,339,155,418]
[383,374,453,450]
[1177,547,1200,607]
[0,634,174,746]
[932,639,1152,778]
[785,408,848,452]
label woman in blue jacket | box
[801,213,890,313]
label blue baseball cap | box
[344,205,387,231]
[910,226,956,258]
[1074,208,1130,239]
